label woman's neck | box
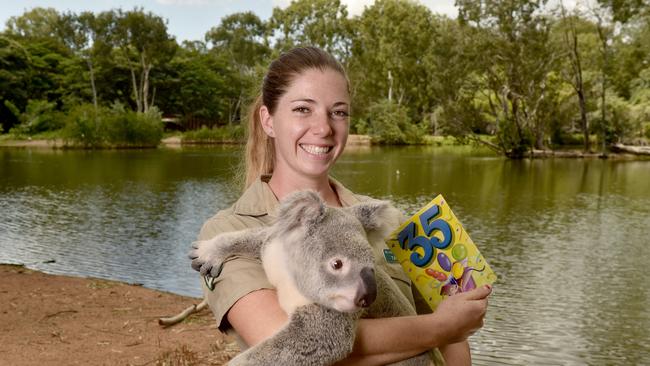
[268,172,341,207]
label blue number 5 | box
[419,204,452,250]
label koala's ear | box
[277,190,326,231]
[345,200,403,240]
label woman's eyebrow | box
[289,99,349,107]
[290,98,316,103]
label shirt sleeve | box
[197,212,274,332]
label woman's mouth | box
[299,144,333,155]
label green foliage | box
[62,103,163,147]
[2,1,650,153]
[104,103,164,146]
[182,125,245,143]
[349,0,437,120]
[62,103,104,147]
[350,118,368,135]
[367,100,424,145]
[205,11,270,69]
[7,99,63,135]
[269,0,351,61]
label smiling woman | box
[196,46,491,366]
[259,67,350,204]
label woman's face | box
[261,67,350,181]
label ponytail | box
[241,47,347,190]
[243,95,275,189]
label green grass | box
[0,129,63,141]
[181,125,245,144]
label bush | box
[62,104,105,147]
[6,99,64,136]
[350,118,368,135]
[182,124,245,143]
[62,103,163,148]
[104,104,163,147]
[366,100,424,145]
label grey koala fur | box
[189,191,432,366]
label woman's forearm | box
[334,313,445,366]
[440,340,471,366]
[335,285,492,365]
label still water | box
[1,145,649,365]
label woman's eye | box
[331,110,349,119]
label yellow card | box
[386,195,497,311]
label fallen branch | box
[610,143,650,156]
[40,310,78,322]
[158,299,208,327]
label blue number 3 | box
[397,204,453,268]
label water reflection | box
[1,145,649,365]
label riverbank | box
[0,134,372,148]
[2,135,649,159]
[0,264,238,366]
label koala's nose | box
[356,267,377,308]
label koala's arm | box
[229,304,358,366]
[188,227,266,277]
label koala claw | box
[195,259,224,278]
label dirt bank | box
[0,264,238,366]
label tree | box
[206,12,270,123]
[0,36,31,130]
[349,0,437,123]
[5,7,61,39]
[596,0,649,22]
[111,9,177,113]
[205,11,269,70]
[57,11,101,110]
[155,43,236,124]
[556,4,591,152]
[456,0,558,156]
[269,0,352,62]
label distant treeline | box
[1,0,649,154]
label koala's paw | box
[188,241,225,278]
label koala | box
[189,191,433,366]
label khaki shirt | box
[198,175,444,364]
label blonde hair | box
[243,95,276,188]
[242,46,348,189]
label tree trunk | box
[130,66,142,113]
[87,58,98,112]
[596,19,609,153]
[142,54,151,113]
[578,88,589,152]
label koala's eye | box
[331,259,343,270]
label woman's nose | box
[311,111,333,136]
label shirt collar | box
[232,175,361,218]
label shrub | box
[350,118,368,135]
[182,124,245,143]
[62,104,105,147]
[6,99,64,136]
[366,100,424,145]
[62,103,163,148]
[104,104,163,147]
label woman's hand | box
[432,285,492,345]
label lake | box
[1,145,649,365]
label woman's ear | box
[260,105,275,137]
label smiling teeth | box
[301,144,331,155]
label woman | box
[197,46,491,365]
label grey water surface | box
[1,145,648,365]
